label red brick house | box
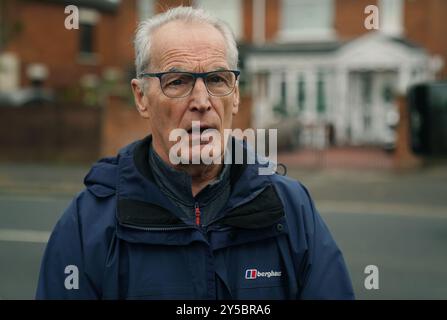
[0,0,445,156]
[0,0,138,94]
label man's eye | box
[208,75,224,83]
[168,79,184,86]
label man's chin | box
[181,147,224,165]
[168,135,225,165]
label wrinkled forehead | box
[150,20,229,70]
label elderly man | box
[36,6,354,300]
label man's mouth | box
[186,125,215,134]
[185,124,218,145]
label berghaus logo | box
[245,269,281,280]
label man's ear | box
[232,84,240,116]
[131,79,150,119]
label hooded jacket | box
[36,135,354,299]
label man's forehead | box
[153,20,224,40]
[150,20,228,69]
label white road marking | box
[0,229,50,243]
[318,201,447,219]
[0,194,72,203]
[0,201,445,246]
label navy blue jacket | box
[36,136,354,299]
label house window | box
[80,23,94,54]
[78,8,99,63]
[317,73,326,113]
[280,0,334,41]
[280,79,287,106]
[297,75,306,111]
[194,0,242,40]
[361,72,373,105]
[274,75,287,117]
[379,0,403,37]
[360,72,373,130]
[137,0,154,22]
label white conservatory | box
[245,32,441,148]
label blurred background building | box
[0,0,447,300]
[0,0,446,160]
[242,0,446,150]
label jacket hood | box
[83,156,119,198]
[83,135,277,208]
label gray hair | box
[133,6,239,77]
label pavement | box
[0,155,446,299]
[278,146,395,170]
[288,165,447,299]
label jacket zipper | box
[195,202,201,226]
[121,184,272,233]
[119,223,195,232]
[119,203,204,232]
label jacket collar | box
[113,135,283,229]
[132,135,248,192]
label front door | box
[348,70,398,146]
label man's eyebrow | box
[167,67,184,72]
[165,67,230,73]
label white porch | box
[245,32,437,148]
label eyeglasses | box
[138,70,240,98]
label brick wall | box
[405,0,447,78]
[326,0,447,78]
[265,0,280,41]
[241,0,379,43]
[0,103,101,162]
[242,0,253,43]
[233,95,252,130]
[335,0,378,40]
[100,96,150,157]
[5,0,138,90]
[4,0,446,93]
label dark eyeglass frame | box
[138,70,241,98]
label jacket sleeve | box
[298,184,355,300]
[35,195,100,299]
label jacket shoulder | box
[36,187,118,299]
[84,157,119,198]
[269,173,313,206]
[268,173,319,232]
[83,137,143,198]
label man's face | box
[131,20,239,164]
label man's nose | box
[189,78,211,112]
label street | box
[0,163,446,299]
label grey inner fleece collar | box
[148,141,231,207]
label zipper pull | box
[194,202,201,226]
